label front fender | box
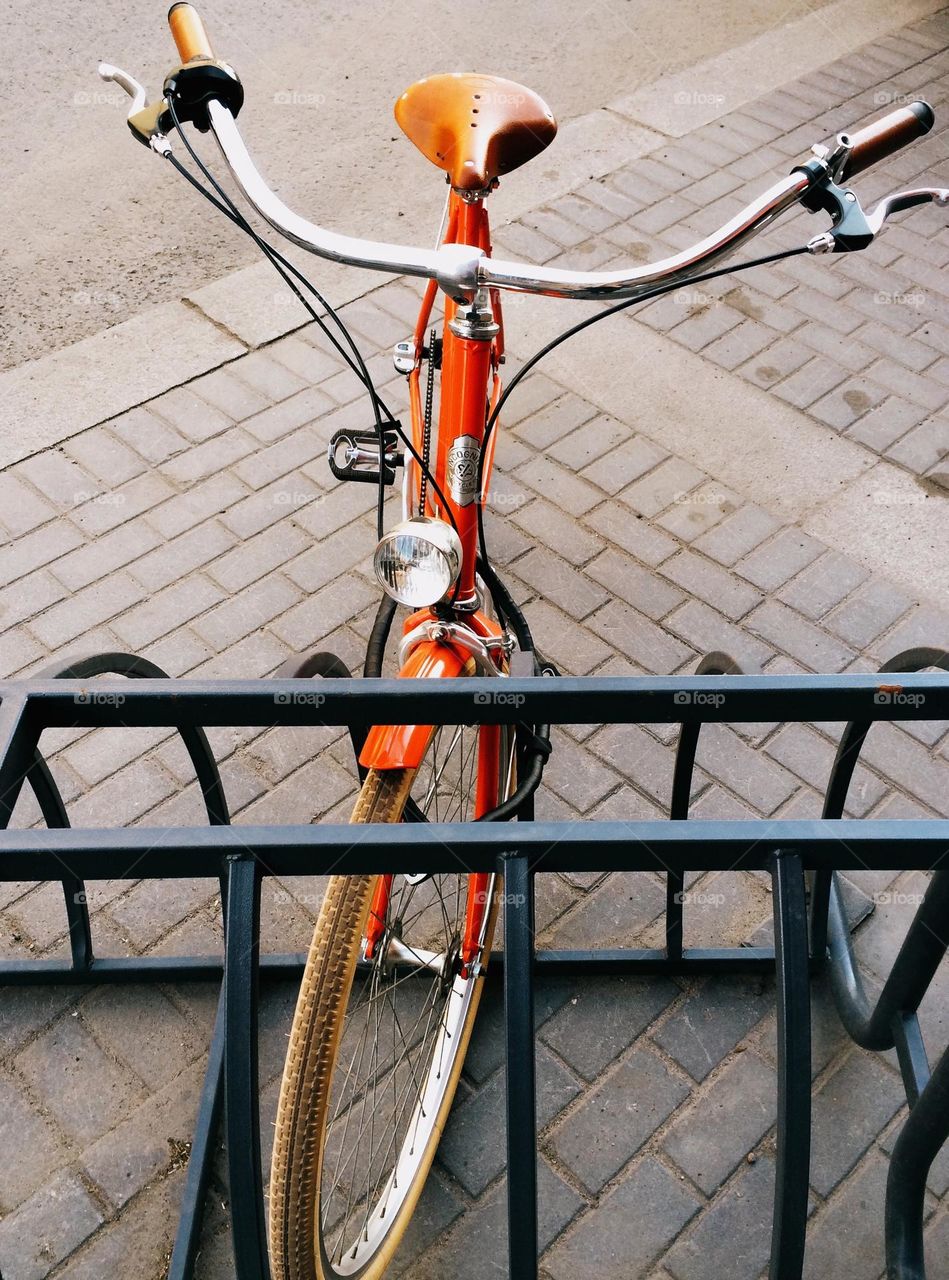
[358,641,472,771]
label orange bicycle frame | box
[360,189,506,971]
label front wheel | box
[269,723,512,1280]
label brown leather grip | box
[168,3,213,62]
[838,101,934,181]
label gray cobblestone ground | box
[1,11,949,1280]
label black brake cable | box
[474,242,811,569]
[163,100,462,546]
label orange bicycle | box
[100,7,948,1277]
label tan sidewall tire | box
[268,766,496,1280]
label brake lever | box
[865,186,949,234]
[97,62,172,155]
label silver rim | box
[318,724,512,1275]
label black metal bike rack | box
[0,655,947,1279]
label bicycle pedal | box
[327,427,404,486]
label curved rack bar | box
[814,647,949,1280]
[37,652,231,826]
[30,651,233,1279]
[813,647,949,1047]
[667,651,756,959]
[886,1042,949,1279]
[669,654,811,1280]
[22,751,92,970]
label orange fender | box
[358,640,471,771]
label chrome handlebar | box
[100,65,949,305]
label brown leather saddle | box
[395,73,557,192]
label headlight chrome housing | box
[373,517,463,607]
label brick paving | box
[1,11,949,1280]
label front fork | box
[362,722,503,976]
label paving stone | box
[149,386,238,440]
[809,1050,905,1196]
[587,548,686,620]
[109,404,191,464]
[540,976,680,1080]
[540,734,623,813]
[545,873,666,950]
[664,1152,776,1280]
[583,500,678,567]
[662,1050,775,1193]
[887,417,949,474]
[0,473,59,537]
[588,600,693,674]
[548,1046,690,1192]
[53,1173,186,1280]
[665,599,774,671]
[522,600,613,675]
[437,1045,580,1196]
[655,483,740,543]
[653,976,772,1082]
[0,1169,103,1280]
[514,547,610,620]
[414,1158,580,1279]
[0,1072,69,1213]
[692,504,781,566]
[110,574,224,650]
[745,599,855,672]
[513,498,606,566]
[763,723,886,816]
[693,724,797,815]
[106,878,218,950]
[3,519,86,586]
[78,986,205,1090]
[776,550,870,621]
[620,458,706,519]
[49,521,162,592]
[14,1013,146,1145]
[545,1156,701,1280]
[824,578,915,650]
[659,549,761,621]
[81,1060,205,1208]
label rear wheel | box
[269,722,513,1280]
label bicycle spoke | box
[319,725,506,1273]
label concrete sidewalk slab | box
[0,301,245,467]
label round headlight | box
[373,517,463,607]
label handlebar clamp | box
[162,59,243,133]
[793,158,874,252]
